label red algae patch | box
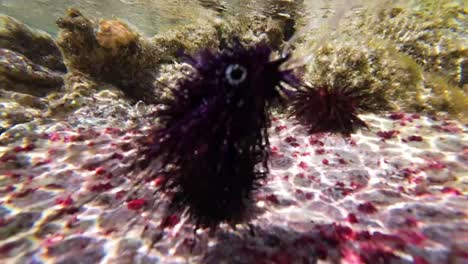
[346,213,359,224]
[160,214,180,228]
[407,135,423,142]
[357,202,378,214]
[441,187,462,195]
[376,130,399,140]
[55,196,74,207]
[126,199,146,210]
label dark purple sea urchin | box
[146,40,300,229]
[288,85,368,136]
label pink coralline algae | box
[265,194,280,205]
[55,196,74,207]
[13,144,35,152]
[152,175,166,187]
[285,136,300,147]
[376,130,399,140]
[413,256,429,264]
[308,135,325,146]
[397,230,427,245]
[127,199,146,210]
[424,159,447,170]
[48,132,62,141]
[357,202,378,214]
[89,182,113,192]
[160,214,180,228]
[347,213,359,224]
[315,148,325,155]
[441,187,462,195]
[275,125,287,132]
[389,112,405,120]
[298,161,309,169]
[340,246,364,264]
[433,121,462,133]
[318,224,356,245]
[406,135,423,142]
[94,167,107,176]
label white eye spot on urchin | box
[225,64,247,86]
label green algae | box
[302,37,425,113]
[294,0,467,120]
[424,74,468,122]
[362,1,467,86]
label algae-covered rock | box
[356,1,468,87]
[56,8,291,103]
[0,49,63,90]
[56,8,221,103]
[302,38,425,112]
[0,48,63,128]
[352,1,468,119]
[0,16,65,97]
[0,89,47,109]
[0,14,66,72]
[294,0,467,120]
[0,15,66,130]
[150,21,219,63]
[46,72,127,118]
[424,74,468,122]
[56,8,154,102]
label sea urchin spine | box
[146,40,300,229]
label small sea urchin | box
[288,84,368,136]
[146,39,300,229]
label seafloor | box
[0,1,467,264]
[0,108,467,263]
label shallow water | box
[0,0,360,36]
[0,0,217,35]
[0,0,467,264]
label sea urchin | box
[146,39,300,229]
[288,84,368,136]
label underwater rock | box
[56,8,292,103]
[0,14,66,72]
[0,89,47,110]
[0,99,43,135]
[0,48,63,130]
[264,0,306,42]
[0,16,66,132]
[56,8,157,102]
[150,21,219,63]
[423,74,468,122]
[56,8,216,103]
[358,2,468,86]
[294,0,468,121]
[0,49,63,91]
[299,38,424,113]
[350,1,468,121]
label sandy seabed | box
[0,108,466,264]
